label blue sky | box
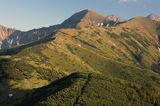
[0,0,159,31]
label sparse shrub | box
[111,45,115,49]
[97,39,102,44]
[66,44,75,54]
[108,32,120,39]
[132,52,142,63]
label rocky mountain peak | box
[147,14,160,22]
[61,9,105,28]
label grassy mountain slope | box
[0,17,160,106]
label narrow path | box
[73,73,91,106]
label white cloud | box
[118,0,137,3]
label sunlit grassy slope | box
[0,17,160,106]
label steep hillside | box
[0,15,160,105]
[120,17,159,34]
[119,17,160,44]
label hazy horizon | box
[0,0,160,31]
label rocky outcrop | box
[147,14,160,22]
[0,25,16,41]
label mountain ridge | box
[0,9,160,105]
[0,10,159,50]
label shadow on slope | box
[22,72,87,106]
[21,72,160,106]
[1,70,160,106]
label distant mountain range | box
[1,9,159,50]
[0,24,61,49]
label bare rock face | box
[106,15,126,22]
[147,14,160,22]
[1,24,61,49]
[105,15,126,26]
[0,25,16,41]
